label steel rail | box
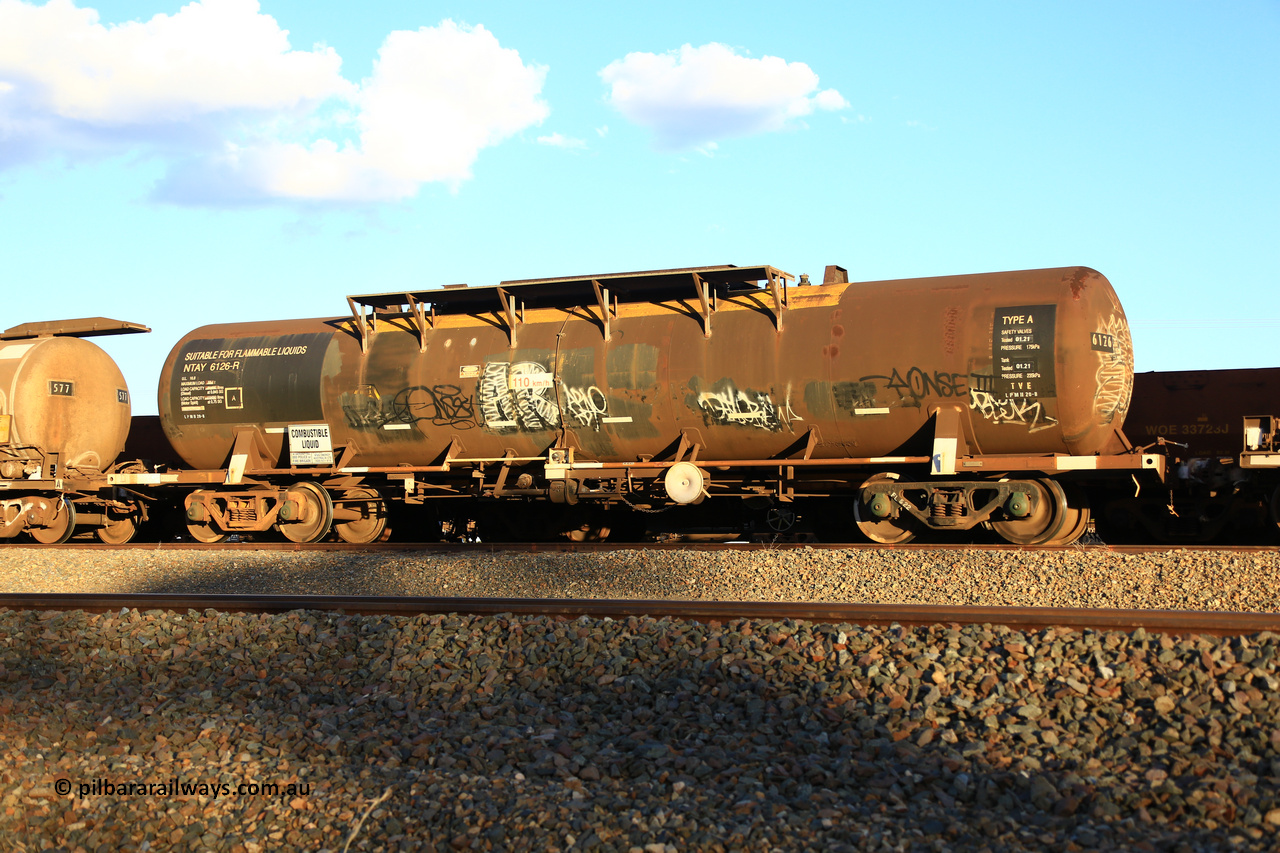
[2,540,1279,554]
[2,593,1277,636]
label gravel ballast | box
[0,546,1277,612]
[3,609,1279,851]
[2,546,1279,851]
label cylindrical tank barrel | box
[0,336,133,475]
[157,266,1133,472]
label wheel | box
[186,521,228,543]
[279,482,334,543]
[333,488,389,544]
[29,498,76,544]
[96,505,140,545]
[853,473,919,544]
[990,479,1069,545]
[1042,483,1091,546]
[185,490,228,543]
[765,506,797,533]
[565,523,612,542]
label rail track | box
[3,539,1279,555]
[3,592,1277,636]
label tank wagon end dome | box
[0,335,134,473]
[825,265,1132,457]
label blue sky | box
[2,0,1277,415]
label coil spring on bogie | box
[930,491,967,518]
[228,499,257,526]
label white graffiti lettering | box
[698,383,783,431]
[969,389,1059,433]
[1093,310,1134,424]
[479,362,559,431]
[782,382,803,424]
[564,385,609,429]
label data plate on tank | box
[993,305,1056,399]
[171,333,331,424]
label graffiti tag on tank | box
[470,356,637,434]
[342,387,385,428]
[837,367,970,412]
[563,384,609,430]
[479,362,558,432]
[1092,301,1134,425]
[832,380,879,412]
[341,385,477,431]
[968,374,1060,433]
[827,368,969,419]
[693,381,800,432]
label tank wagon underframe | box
[133,264,1165,546]
[111,442,1165,546]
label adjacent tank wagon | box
[0,318,149,543]
[154,264,1161,545]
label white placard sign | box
[289,423,334,466]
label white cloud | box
[0,1,549,203]
[536,132,587,150]
[813,89,850,112]
[599,42,847,150]
[0,0,350,125]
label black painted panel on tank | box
[170,333,331,424]
[993,305,1056,398]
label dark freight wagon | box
[1099,368,1280,542]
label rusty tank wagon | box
[146,264,1163,546]
[0,318,149,543]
